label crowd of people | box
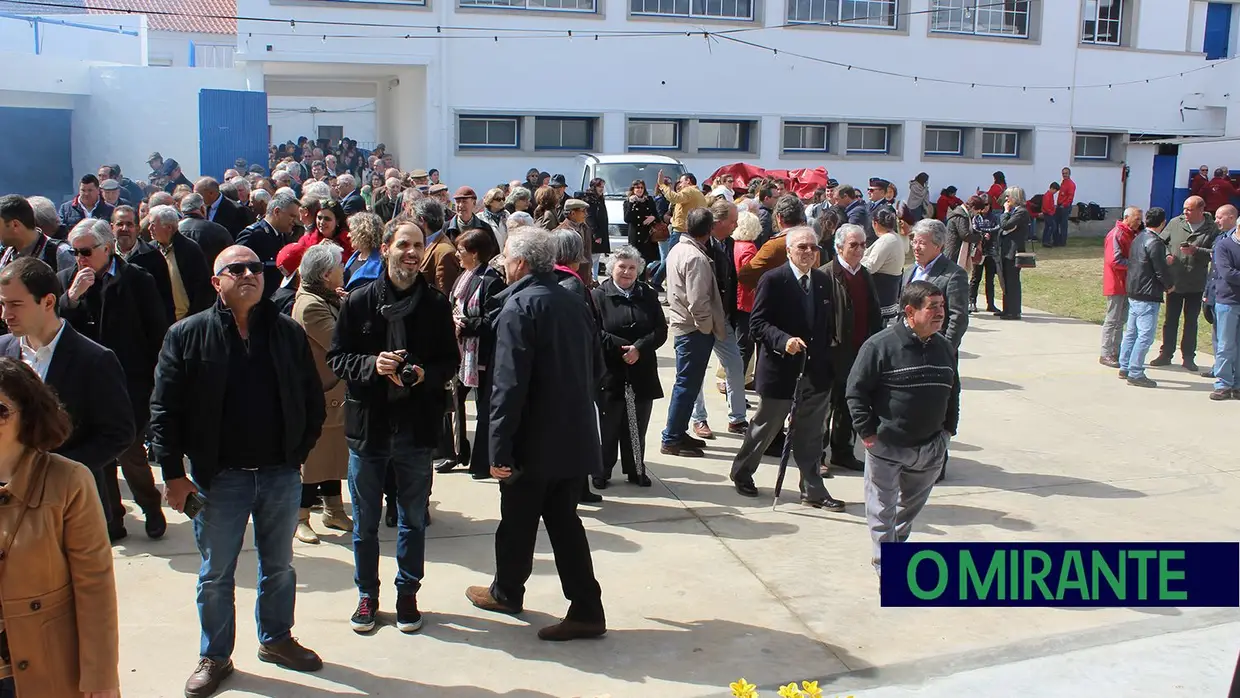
[0,137,1122,698]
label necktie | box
[800,275,809,294]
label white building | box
[235,0,1240,209]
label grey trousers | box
[864,431,949,577]
[1101,295,1129,360]
[729,376,831,500]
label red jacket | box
[935,195,962,221]
[1041,189,1057,216]
[986,183,1005,208]
[1057,178,1076,208]
[733,239,758,312]
[277,228,355,275]
[1103,221,1136,296]
[1202,176,1238,214]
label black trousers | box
[469,370,493,477]
[1160,292,1202,360]
[1001,258,1022,317]
[826,377,854,458]
[735,310,754,380]
[490,475,604,622]
[969,255,999,308]
[434,379,472,465]
[301,479,341,508]
[598,394,652,479]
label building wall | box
[268,95,378,146]
[0,13,144,64]
[147,31,236,68]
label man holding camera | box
[328,215,459,636]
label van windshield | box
[595,163,687,199]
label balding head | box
[213,244,259,274]
[1217,204,1238,233]
[1122,206,1143,229]
[1184,196,1205,224]
[149,191,175,209]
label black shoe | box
[580,488,603,504]
[732,477,759,498]
[144,507,167,540]
[108,523,128,543]
[1201,369,1216,378]
[396,595,423,633]
[660,443,703,458]
[1148,354,1172,367]
[986,306,1001,314]
[471,472,490,480]
[351,596,377,633]
[257,637,322,672]
[626,472,652,487]
[1182,360,1199,372]
[1211,389,1232,401]
[384,501,397,528]
[1099,356,1120,368]
[591,476,608,490]
[679,434,707,449]
[185,657,234,698]
[1127,375,1158,388]
[998,314,1021,320]
[830,454,865,472]
[968,301,978,313]
[800,495,846,512]
[434,459,456,474]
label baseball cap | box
[161,159,180,176]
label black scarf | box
[378,274,423,399]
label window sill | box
[1078,44,1199,57]
[784,21,907,37]
[926,30,1037,46]
[455,4,603,18]
[269,0,431,10]
[626,12,757,25]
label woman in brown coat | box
[0,358,119,698]
[533,185,560,231]
[291,244,351,544]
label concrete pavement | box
[110,306,1240,697]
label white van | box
[569,153,687,246]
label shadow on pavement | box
[961,376,1023,391]
[939,456,1148,500]
[224,662,566,697]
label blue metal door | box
[0,107,72,204]
[1205,2,1232,60]
[198,89,268,180]
[1149,153,1177,215]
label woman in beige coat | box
[0,358,119,698]
[291,244,352,544]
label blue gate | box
[1205,2,1233,61]
[0,107,72,204]
[198,89,268,180]
[1149,153,1178,216]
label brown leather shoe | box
[537,618,607,641]
[257,637,322,673]
[692,421,715,439]
[185,658,234,698]
[466,585,522,614]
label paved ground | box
[111,306,1240,697]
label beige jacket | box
[291,289,348,483]
[665,235,726,339]
[658,181,709,232]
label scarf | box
[303,278,342,309]
[451,267,482,387]
[378,275,423,400]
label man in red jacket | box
[1039,182,1060,247]
[1052,168,1076,247]
[1100,206,1142,367]
[1202,167,1238,214]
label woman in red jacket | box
[935,186,962,221]
[297,198,354,261]
[732,209,761,382]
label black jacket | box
[751,263,836,399]
[341,190,367,216]
[327,273,459,453]
[121,238,175,324]
[210,196,249,239]
[150,299,325,488]
[57,258,169,427]
[591,279,667,401]
[162,233,215,318]
[57,199,115,235]
[706,236,738,320]
[846,320,960,448]
[456,265,507,370]
[179,214,233,271]
[998,207,1030,260]
[489,272,604,479]
[586,192,610,254]
[0,323,134,472]
[1127,229,1175,302]
[236,219,286,300]
[623,196,658,246]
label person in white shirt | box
[861,208,909,325]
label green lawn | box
[1011,237,1213,356]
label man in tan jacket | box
[738,194,808,291]
[413,198,461,295]
[652,171,710,289]
[660,207,726,457]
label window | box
[628,120,680,149]
[534,118,593,150]
[458,117,519,148]
[783,123,829,152]
[318,126,344,146]
[981,129,1019,157]
[846,125,889,154]
[193,44,236,68]
[787,0,896,28]
[1081,0,1123,45]
[698,121,748,151]
[1074,133,1111,160]
[631,0,753,20]
[924,127,963,156]
[930,0,1029,38]
[460,0,595,11]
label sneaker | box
[1127,375,1158,388]
[396,595,423,633]
[185,658,234,698]
[351,596,377,633]
[1182,360,1199,372]
[727,420,748,435]
[1148,354,1172,367]
[1211,389,1232,401]
[1099,356,1120,368]
[692,421,715,440]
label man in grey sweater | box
[847,280,960,579]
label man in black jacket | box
[58,174,115,234]
[729,226,844,511]
[58,218,169,540]
[0,194,75,273]
[338,174,367,215]
[465,227,607,642]
[847,280,959,579]
[151,245,325,698]
[196,177,249,239]
[180,193,234,270]
[0,257,134,531]
[1118,215,1176,388]
[904,219,970,349]
[327,216,459,637]
[237,191,301,300]
[149,204,214,321]
[113,205,174,324]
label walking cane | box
[771,352,808,510]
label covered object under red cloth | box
[708,163,829,200]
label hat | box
[550,174,567,188]
[161,159,180,176]
[428,183,448,194]
[868,177,888,189]
[453,186,477,200]
[374,143,386,151]
[147,151,162,164]
[276,243,305,276]
[410,169,429,179]
[100,179,120,191]
[563,198,588,212]
[826,178,839,188]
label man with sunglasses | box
[151,245,326,698]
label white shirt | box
[911,254,944,282]
[838,259,861,276]
[207,195,222,221]
[21,319,66,381]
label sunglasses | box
[69,243,102,257]
[217,261,264,276]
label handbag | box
[650,221,670,243]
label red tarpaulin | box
[708,163,829,200]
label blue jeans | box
[194,466,301,661]
[1053,205,1070,246]
[1214,303,1240,389]
[692,320,747,425]
[662,331,716,446]
[651,231,682,288]
[1041,215,1057,246]
[348,431,433,599]
[1118,299,1160,378]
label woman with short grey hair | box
[291,243,352,544]
[504,186,532,215]
[997,186,1030,320]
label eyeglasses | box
[69,243,103,257]
[217,261,264,276]
[792,243,818,251]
